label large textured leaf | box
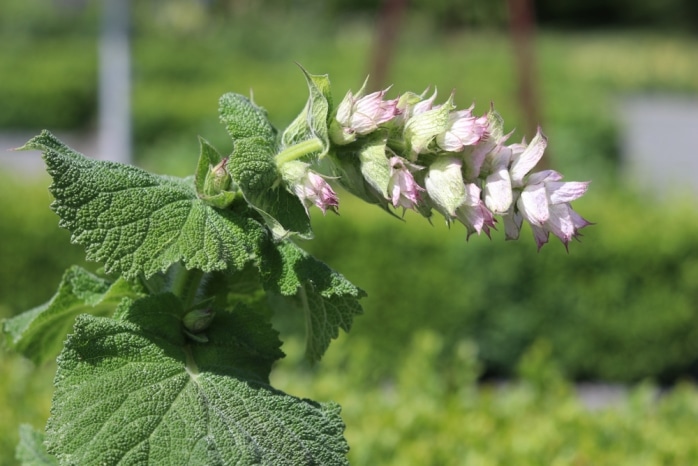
[46,294,348,465]
[220,95,313,239]
[21,131,266,279]
[262,241,365,362]
[2,266,140,365]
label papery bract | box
[436,105,488,152]
[388,156,424,211]
[403,93,455,157]
[424,156,466,216]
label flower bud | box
[435,104,488,152]
[280,160,339,215]
[388,156,424,211]
[330,83,400,145]
[183,307,215,333]
[202,158,233,197]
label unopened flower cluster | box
[281,81,590,249]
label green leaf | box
[262,241,365,362]
[219,93,278,143]
[226,136,313,240]
[16,424,58,466]
[21,131,266,279]
[281,67,333,158]
[2,266,140,365]
[47,294,348,465]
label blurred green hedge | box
[6,171,697,384]
[295,188,698,384]
[272,332,698,466]
[0,174,90,319]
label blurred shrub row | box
[295,188,698,384]
[5,171,698,384]
[272,332,698,465]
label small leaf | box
[261,241,365,362]
[226,137,313,240]
[2,266,140,365]
[281,67,333,157]
[22,131,266,279]
[46,294,348,465]
[219,93,278,143]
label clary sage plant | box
[3,68,589,465]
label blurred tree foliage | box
[209,0,698,31]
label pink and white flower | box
[436,104,489,152]
[424,157,496,238]
[455,183,497,239]
[281,160,339,215]
[331,86,400,144]
[388,156,424,211]
[516,170,590,249]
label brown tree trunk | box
[367,0,408,91]
[508,0,549,167]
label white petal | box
[547,203,575,243]
[334,91,354,126]
[484,168,513,214]
[547,181,590,204]
[518,183,549,225]
[510,129,547,184]
[526,169,562,186]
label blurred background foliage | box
[2,0,698,463]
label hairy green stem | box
[275,138,324,166]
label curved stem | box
[275,138,324,166]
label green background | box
[2,0,698,463]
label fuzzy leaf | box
[16,424,58,466]
[21,131,266,279]
[281,68,333,157]
[219,92,278,143]
[220,95,313,239]
[2,266,140,365]
[227,137,312,239]
[262,241,365,362]
[46,294,348,465]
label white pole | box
[98,0,131,164]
